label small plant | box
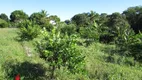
[36,27,85,79]
[18,20,41,40]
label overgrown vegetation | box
[1,6,142,80]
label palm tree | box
[41,10,49,17]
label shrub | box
[0,19,9,28]
[36,27,85,79]
[128,33,142,61]
[59,23,76,36]
[18,20,41,40]
[79,26,99,46]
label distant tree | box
[100,12,131,43]
[88,11,99,27]
[123,6,142,33]
[98,13,108,27]
[64,20,71,25]
[48,15,60,23]
[10,10,28,23]
[41,10,48,17]
[71,13,89,32]
[0,19,9,28]
[0,13,9,22]
[29,10,49,25]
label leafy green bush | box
[0,19,9,28]
[127,33,142,61]
[36,27,85,79]
[79,26,99,46]
[59,23,76,36]
[18,20,41,40]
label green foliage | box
[49,15,60,23]
[71,13,89,32]
[79,26,99,46]
[105,54,136,66]
[1,28,142,80]
[0,19,9,28]
[10,10,28,23]
[0,13,9,22]
[18,20,41,40]
[2,6,142,80]
[71,11,99,33]
[36,27,85,78]
[123,6,142,33]
[100,12,131,44]
[9,22,19,28]
[29,10,53,31]
[29,10,49,25]
[71,13,89,26]
[82,43,142,80]
[59,23,76,36]
[64,20,71,24]
[127,33,142,61]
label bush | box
[59,23,76,36]
[0,19,9,28]
[18,20,41,40]
[127,33,142,58]
[79,26,99,46]
[115,28,142,61]
[36,27,85,79]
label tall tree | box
[29,10,49,25]
[71,13,89,32]
[10,10,28,22]
[100,12,131,43]
[123,6,142,33]
[88,11,99,27]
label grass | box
[0,28,49,79]
[1,28,142,80]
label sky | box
[0,0,142,21]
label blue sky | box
[0,0,142,21]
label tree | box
[29,10,48,25]
[100,12,130,43]
[71,12,101,45]
[41,10,48,17]
[10,10,28,23]
[98,13,108,27]
[88,11,99,27]
[48,15,60,23]
[29,10,52,30]
[0,13,9,22]
[71,13,89,32]
[36,27,85,79]
[64,20,71,25]
[123,6,142,33]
